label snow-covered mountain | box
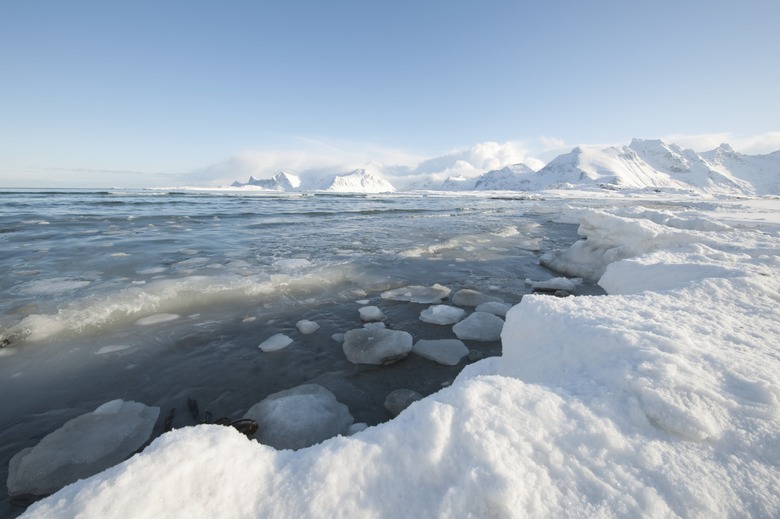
[318,169,396,193]
[231,171,301,191]
[228,140,779,195]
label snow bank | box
[21,205,780,518]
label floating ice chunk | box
[258,333,293,352]
[243,384,353,450]
[135,313,180,326]
[419,305,466,325]
[451,289,503,307]
[413,339,469,365]
[20,277,92,295]
[110,252,129,257]
[274,258,313,269]
[331,333,345,343]
[7,400,159,497]
[179,248,199,255]
[384,389,423,417]
[175,257,208,268]
[475,302,512,317]
[381,283,451,304]
[526,277,583,292]
[363,322,386,330]
[296,320,320,334]
[452,312,504,341]
[342,328,413,365]
[355,299,370,305]
[242,316,256,323]
[359,306,385,322]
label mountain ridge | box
[230,139,780,195]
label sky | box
[1,0,779,188]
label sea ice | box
[419,304,465,325]
[296,320,320,334]
[474,301,511,317]
[135,313,180,326]
[242,384,353,450]
[258,333,293,352]
[7,400,159,497]
[358,305,384,322]
[384,389,423,417]
[452,312,504,341]
[451,289,503,307]
[412,339,469,365]
[342,328,413,365]
[380,283,451,304]
[526,276,583,292]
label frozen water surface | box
[0,189,686,516]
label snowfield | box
[20,198,780,518]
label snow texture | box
[242,384,353,450]
[19,203,780,519]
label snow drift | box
[20,204,780,518]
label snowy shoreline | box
[18,197,780,518]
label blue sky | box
[1,0,779,187]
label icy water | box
[0,189,602,514]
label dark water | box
[0,189,602,515]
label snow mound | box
[243,384,353,450]
[342,328,413,365]
[8,400,159,497]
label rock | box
[412,339,469,366]
[451,289,503,307]
[384,389,423,417]
[296,320,320,334]
[243,384,354,450]
[381,283,451,304]
[359,306,384,322]
[342,328,413,365]
[7,400,159,497]
[258,333,293,352]
[452,312,504,341]
[419,305,466,325]
[475,302,512,317]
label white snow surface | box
[21,201,780,519]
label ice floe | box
[419,304,466,325]
[452,312,504,341]
[342,328,413,365]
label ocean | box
[0,189,601,513]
